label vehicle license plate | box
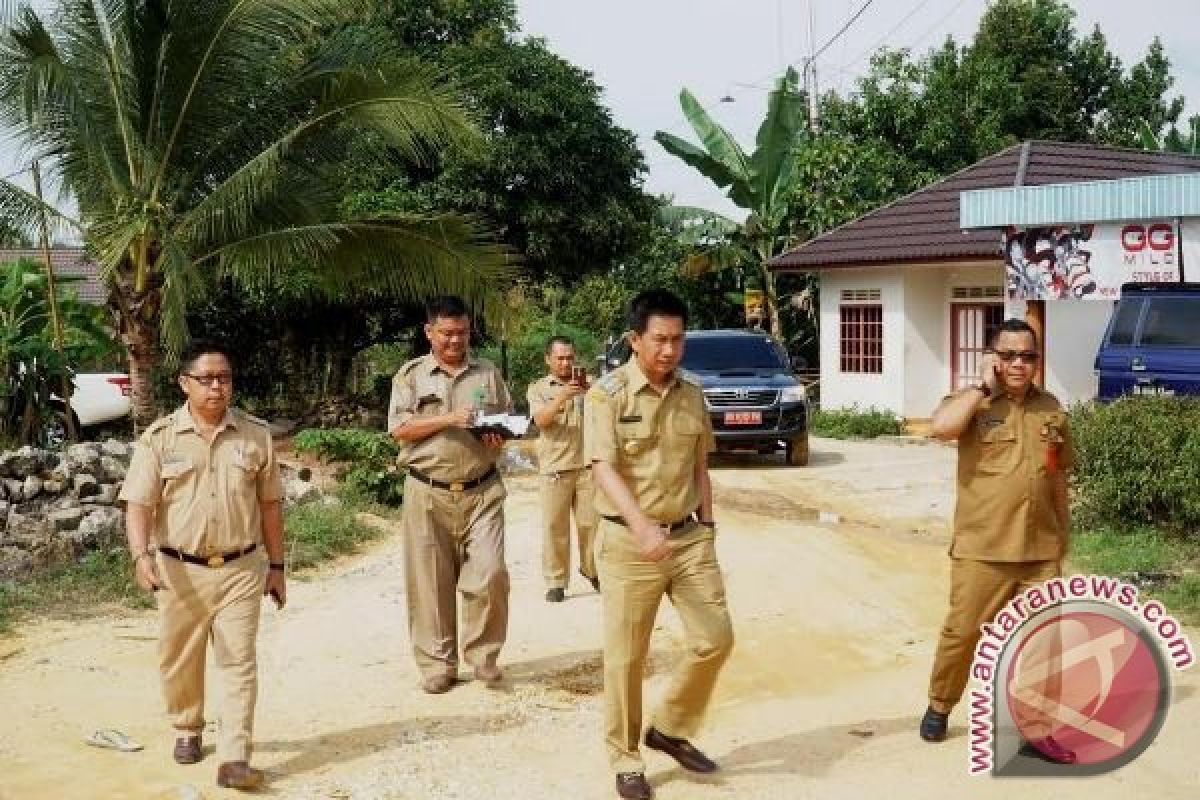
[723,411,762,426]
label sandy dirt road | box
[1,437,1197,799]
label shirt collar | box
[173,404,237,433]
[625,358,678,395]
[426,353,477,376]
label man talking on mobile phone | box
[527,335,600,603]
[585,289,733,800]
[919,319,1075,764]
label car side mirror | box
[790,355,807,371]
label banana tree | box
[0,0,515,426]
[1139,116,1200,154]
[654,67,806,337]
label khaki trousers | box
[597,519,734,774]
[156,550,266,763]
[401,475,509,680]
[539,467,597,589]
[928,557,1061,714]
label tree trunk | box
[762,263,784,341]
[110,261,165,430]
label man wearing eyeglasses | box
[120,340,285,791]
[918,319,1075,764]
[388,295,513,695]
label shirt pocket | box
[616,420,657,460]
[160,458,195,499]
[413,376,446,417]
[228,447,262,493]
[666,411,706,456]
[976,425,1018,474]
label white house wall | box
[818,268,906,415]
[903,268,946,417]
[1044,302,1109,405]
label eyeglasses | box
[990,350,1040,364]
[184,372,233,387]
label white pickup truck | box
[47,372,132,443]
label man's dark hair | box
[425,295,469,322]
[628,289,688,334]
[179,339,234,375]
[989,318,1039,349]
[545,334,575,355]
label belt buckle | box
[450,481,465,492]
[207,555,225,568]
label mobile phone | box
[571,366,587,384]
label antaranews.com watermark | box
[967,574,1193,776]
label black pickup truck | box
[602,329,810,466]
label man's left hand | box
[264,569,287,609]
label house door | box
[951,303,1005,390]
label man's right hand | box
[556,382,585,405]
[134,554,163,592]
[980,352,1002,395]
[632,520,673,562]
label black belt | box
[602,512,697,533]
[407,466,498,492]
[159,544,257,568]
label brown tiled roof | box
[770,140,1200,271]
[0,247,106,304]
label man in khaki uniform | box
[389,295,512,695]
[920,319,1075,764]
[121,341,285,791]
[528,335,599,603]
[586,289,734,800]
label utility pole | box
[32,160,78,444]
[806,0,821,133]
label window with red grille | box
[840,304,883,373]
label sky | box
[3,1,1200,229]
[516,0,1200,218]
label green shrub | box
[293,428,404,506]
[1070,397,1200,534]
[809,406,906,439]
[285,502,383,570]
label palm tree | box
[654,67,806,338]
[0,0,514,425]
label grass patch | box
[0,549,151,635]
[0,496,389,635]
[285,500,386,571]
[1069,526,1200,621]
[809,406,906,439]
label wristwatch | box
[269,562,286,572]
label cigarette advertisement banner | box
[1002,221,1197,300]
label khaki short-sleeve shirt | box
[119,405,283,554]
[950,386,1074,562]
[584,360,715,522]
[527,374,585,474]
[388,354,513,483]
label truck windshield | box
[682,337,788,371]
[1141,298,1200,347]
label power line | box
[905,0,977,53]
[812,0,878,61]
[841,0,936,69]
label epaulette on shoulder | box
[234,408,269,428]
[678,369,703,388]
[399,357,425,376]
[594,371,626,396]
[145,417,171,434]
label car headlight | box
[780,385,806,403]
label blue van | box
[1094,282,1200,400]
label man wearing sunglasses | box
[919,319,1075,764]
[121,340,285,790]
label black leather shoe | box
[1020,735,1077,764]
[173,734,202,764]
[545,588,565,603]
[919,707,949,742]
[644,727,718,773]
[581,569,600,592]
[615,772,653,800]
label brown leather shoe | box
[422,673,457,694]
[216,761,265,790]
[644,727,718,773]
[615,772,653,799]
[474,664,503,688]
[173,734,202,765]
